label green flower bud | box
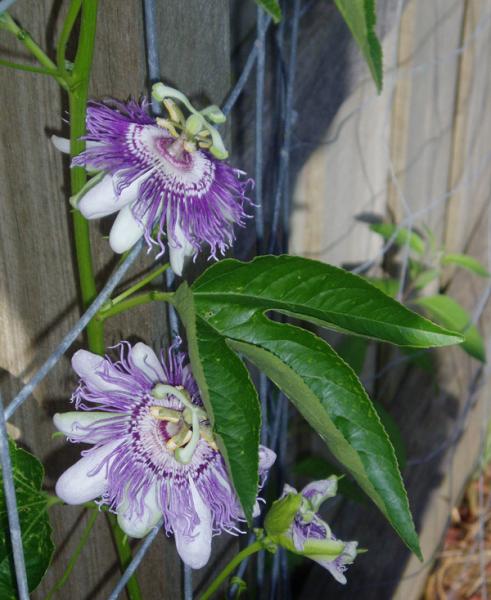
[264,492,302,537]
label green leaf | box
[227,328,422,558]
[414,295,485,362]
[373,402,406,470]
[255,0,282,23]
[173,284,261,522]
[0,441,54,598]
[363,276,399,298]
[192,255,462,348]
[184,255,465,557]
[442,253,490,278]
[412,269,440,291]
[370,223,426,255]
[334,0,383,92]
[335,336,369,375]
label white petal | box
[167,212,195,277]
[78,174,145,219]
[53,411,121,443]
[130,343,165,384]
[50,136,101,154]
[109,204,147,254]
[117,483,162,538]
[71,350,123,393]
[55,440,119,504]
[174,481,212,569]
[51,135,71,154]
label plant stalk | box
[44,509,99,600]
[200,540,264,600]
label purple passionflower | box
[52,96,251,275]
[54,340,275,569]
[279,478,358,584]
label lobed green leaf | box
[0,441,54,598]
[192,255,462,347]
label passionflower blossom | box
[52,87,251,276]
[268,477,358,584]
[54,340,275,569]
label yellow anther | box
[163,99,185,125]
[149,406,181,423]
[156,117,179,138]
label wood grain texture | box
[291,0,491,599]
[0,2,230,598]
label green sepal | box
[264,493,302,537]
[69,170,105,209]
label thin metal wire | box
[0,392,29,600]
[255,7,267,253]
[268,0,301,254]
[5,238,144,420]
[107,523,161,600]
[222,15,271,117]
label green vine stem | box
[200,540,265,600]
[102,262,170,310]
[97,291,175,322]
[44,509,99,600]
[67,0,104,355]
[0,12,68,89]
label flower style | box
[53,91,251,276]
[268,478,358,584]
[54,341,275,569]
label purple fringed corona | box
[54,341,275,569]
[59,98,251,275]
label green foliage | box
[334,0,383,92]
[442,253,490,278]
[174,284,261,523]
[414,295,486,363]
[363,276,399,298]
[370,223,425,255]
[0,441,54,598]
[255,0,282,23]
[175,255,462,557]
[335,335,369,374]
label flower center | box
[150,383,217,464]
[154,137,194,170]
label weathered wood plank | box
[0,2,230,598]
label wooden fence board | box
[0,2,230,598]
[294,1,491,598]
